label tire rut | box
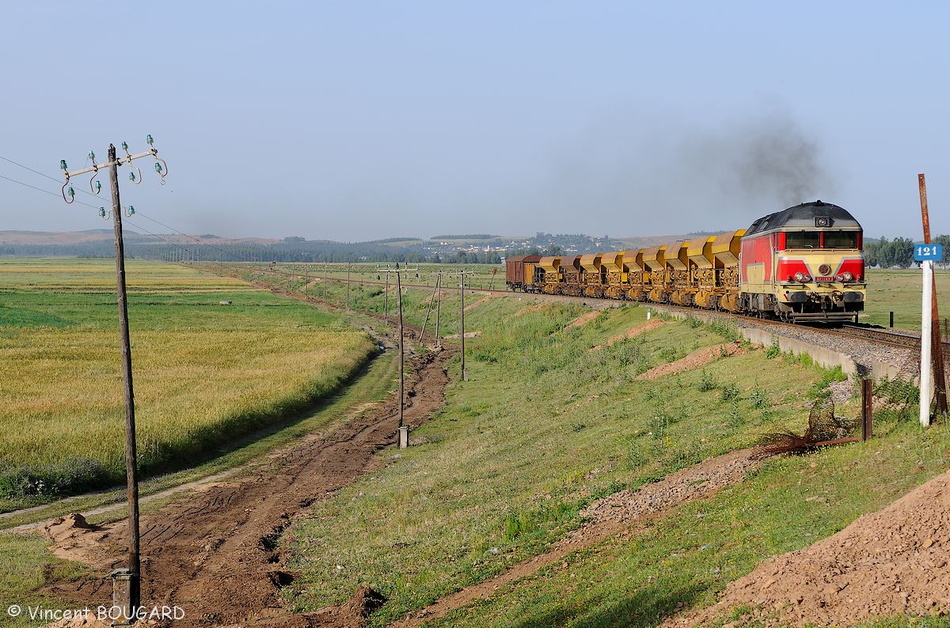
[42,343,454,628]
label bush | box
[749,386,769,409]
[698,371,718,392]
[707,320,742,343]
[720,383,741,401]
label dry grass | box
[0,259,375,506]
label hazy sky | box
[2,2,948,242]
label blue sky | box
[2,1,948,241]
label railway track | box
[224,263,950,361]
[835,324,922,350]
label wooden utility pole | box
[346,263,351,310]
[460,271,467,381]
[108,143,141,617]
[378,264,415,447]
[919,174,948,416]
[61,137,167,623]
[418,273,440,342]
[435,271,443,348]
[396,264,405,430]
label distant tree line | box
[864,235,950,268]
[507,244,566,257]
[430,234,499,240]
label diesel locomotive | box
[505,201,866,323]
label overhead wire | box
[0,172,105,211]
[0,168,201,261]
[0,154,254,263]
[0,154,64,185]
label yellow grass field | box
[0,259,376,505]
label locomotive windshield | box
[824,231,860,248]
[784,232,820,248]
[784,230,860,249]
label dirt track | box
[42,343,453,628]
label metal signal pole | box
[61,137,168,624]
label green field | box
[0,259,376,511]
[863,268,950,331]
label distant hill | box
[0,230,277,246]
[0,230,705,264]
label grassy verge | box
[234,279,938,626]
[433,416,949,627]
[229,266,950,626]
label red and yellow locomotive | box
[505,201,865,323]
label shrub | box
[698,371,718,392]
[649,413,670,440]
[749,386,769,409]
[720,383,740,401]
[707,320,742,343]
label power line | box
[0,172,62,198]
[0,154,62,184]
[0,156,245,262]
[0,152,105,202]
[0,153,307,264]
[0,172,105,211]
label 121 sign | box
[914,243,944,262]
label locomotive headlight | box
[794,272,805,282]
[843,272,854,282]
[835,274,845,282]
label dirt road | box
[42,344,453,628]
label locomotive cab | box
[739,201,865,323]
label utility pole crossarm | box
[61,137,168,204]
[63,148,160,178]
